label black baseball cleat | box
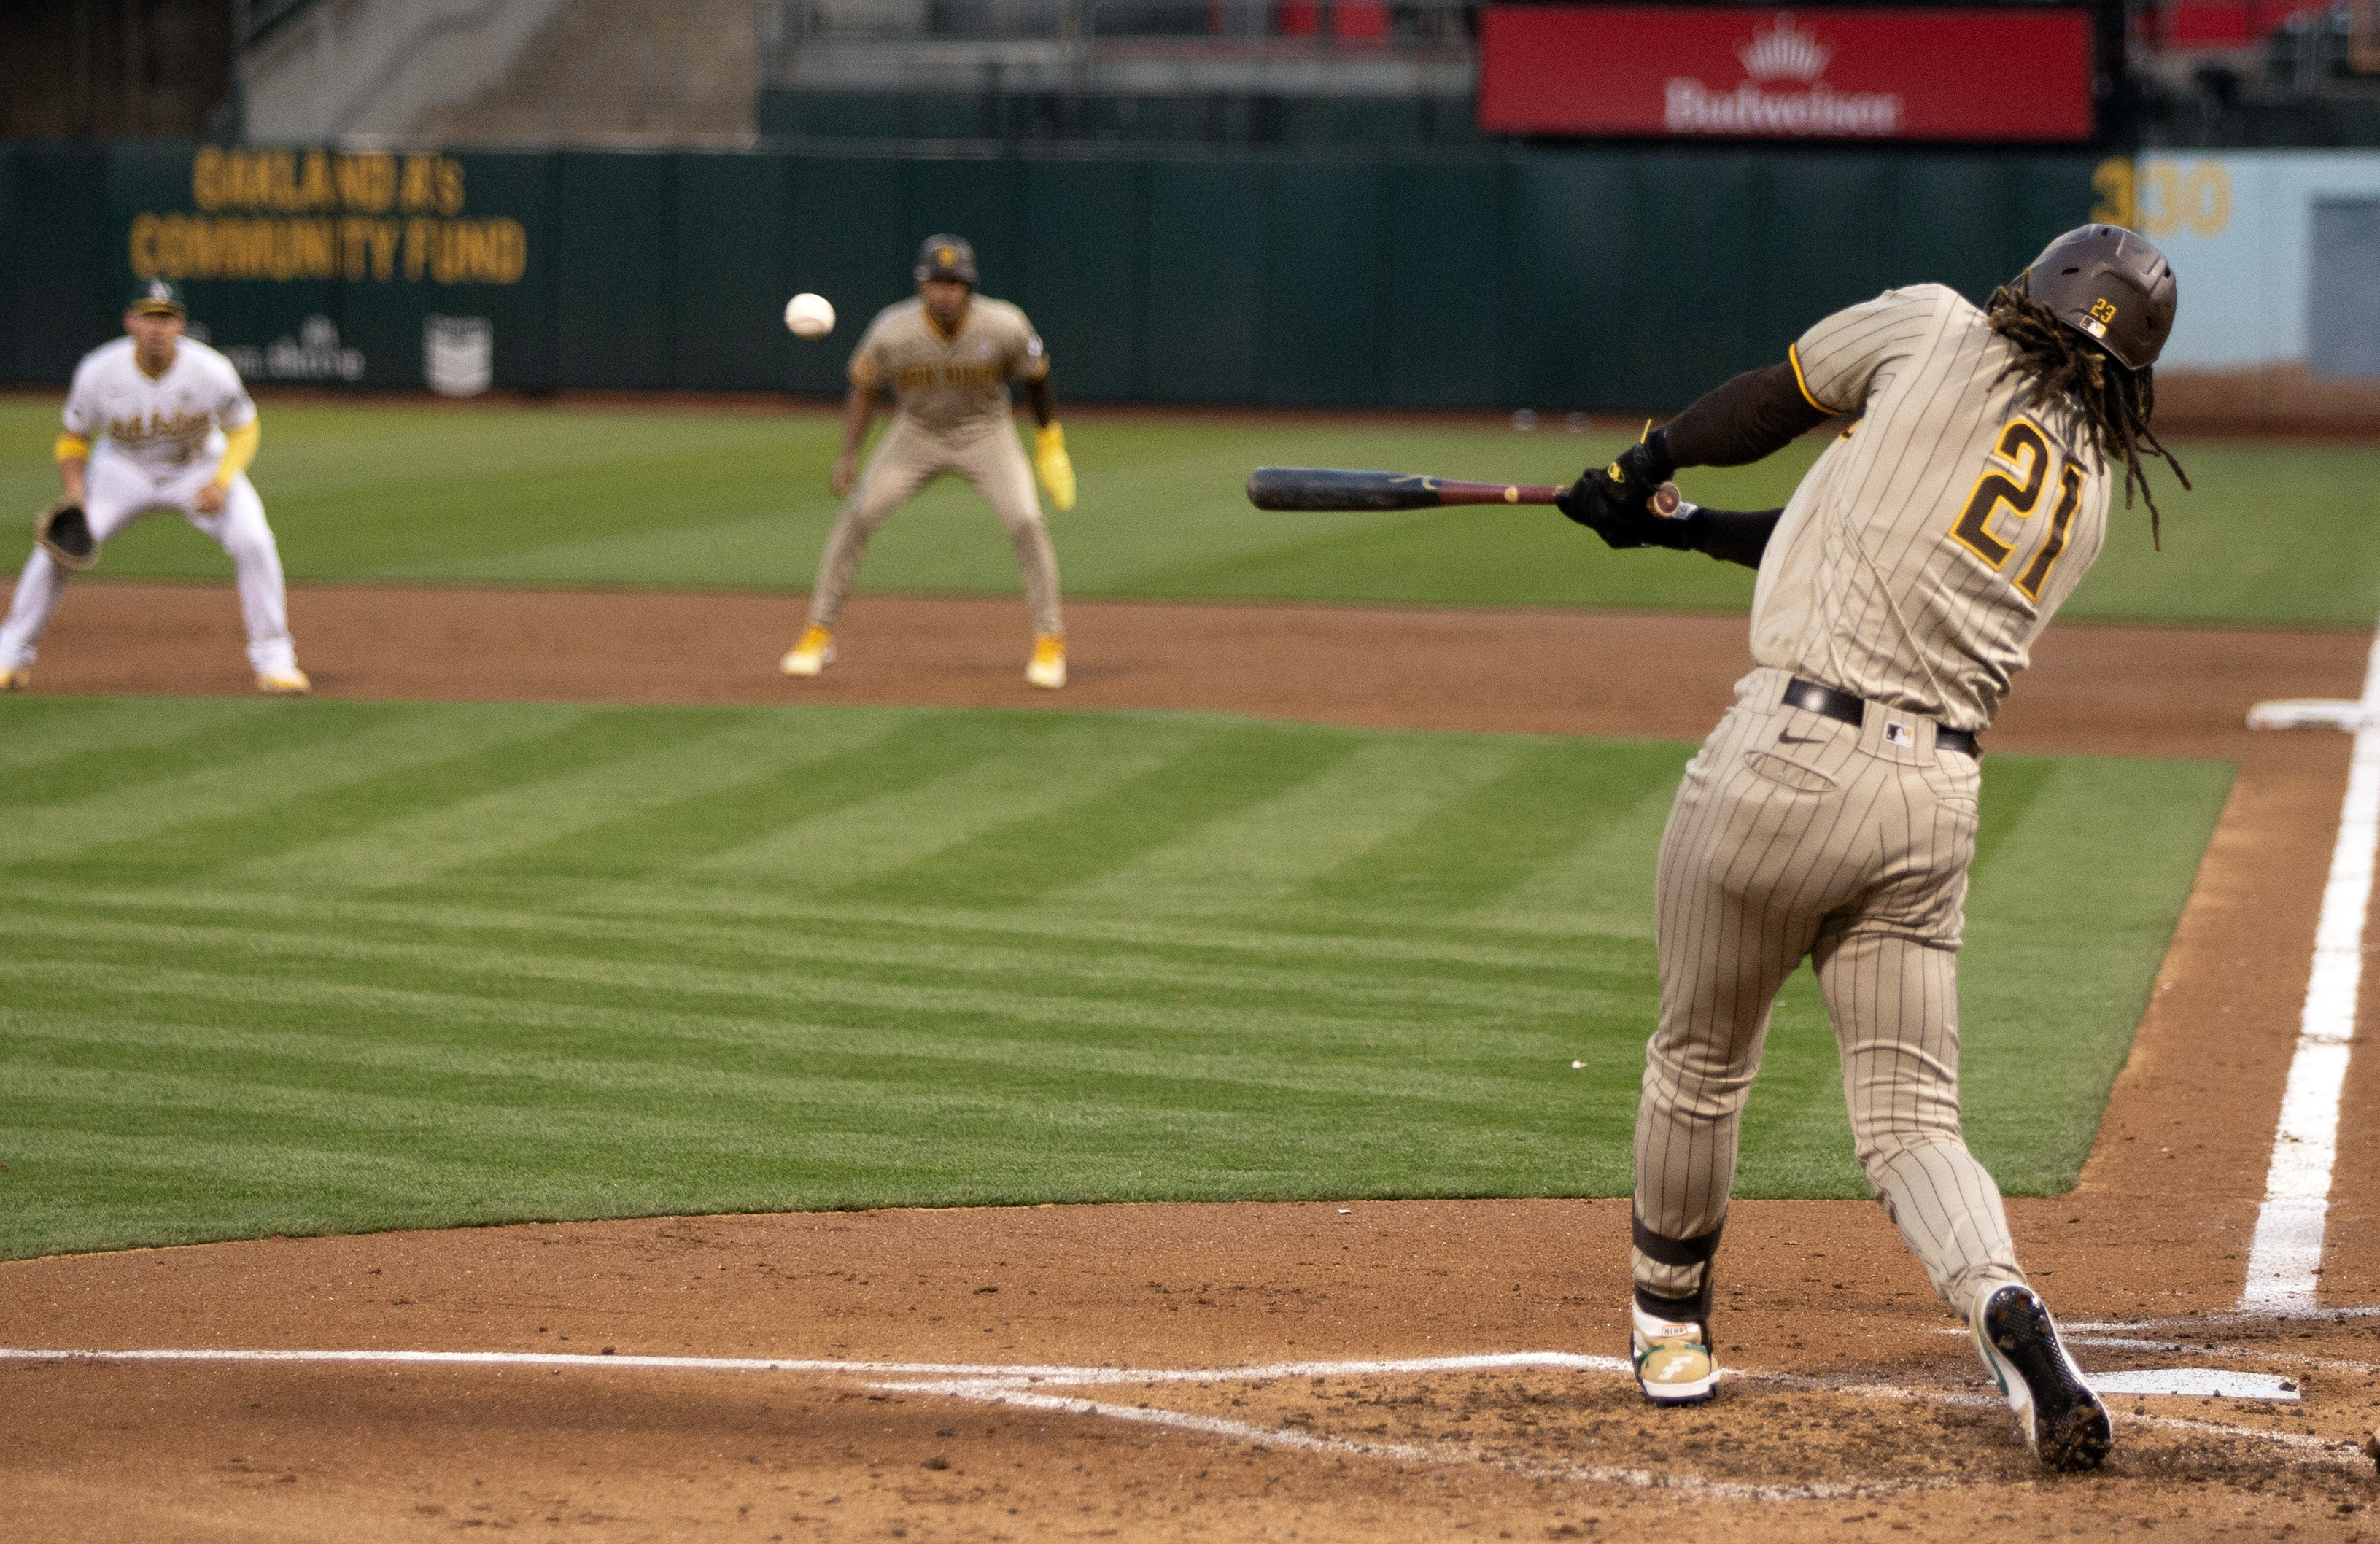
[1972,1284,2112,1472]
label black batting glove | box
[1556,428,1678,550]
[1613,428,1678,489]
[1557,472,1654,548]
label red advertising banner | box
[1478,6,2096,142]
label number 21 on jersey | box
[1949,417,2082,602]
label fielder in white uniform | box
[0,279,307,694]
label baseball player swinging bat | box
[1247,465,1689,516]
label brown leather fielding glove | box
[36,500,96,571]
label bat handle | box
[1651,481,1690,519]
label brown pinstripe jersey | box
[1751,284,2113,733]
[846,295,1049,435]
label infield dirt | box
[4,582,2379,1542]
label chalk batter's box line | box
[4,1345,2367,1494]
[2067,1303,2380,1335]
[0,1346,1941,1505]
[4,1341,2343,1389]
[899,1376,2362,1495]
[881,1378,1965,1504]
[1936,1304,2380,1377]
[0,1347,1623,1381]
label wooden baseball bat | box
[1246,466,1686,517]
[1247,466,1562,511]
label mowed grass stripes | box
[6,397,2379,624]
[0,697,2230,1259]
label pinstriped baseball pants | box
[1632,667,2028,1323]
[808,415,1062,638]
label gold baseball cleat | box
[1,668,28,691]
[781,624,834,678]
[1631,1301,1718,1405]
[1026,633,1066,690]
[256,667,311,695]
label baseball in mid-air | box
[783,292,835,339]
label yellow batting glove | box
[1034,422,1076,511]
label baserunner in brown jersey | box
[1554,225,2190,1471]
[783,234,1077,688]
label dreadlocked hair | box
[1985,274,2190,549]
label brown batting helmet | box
[914,234,978,286]
[2023,225,2177,371]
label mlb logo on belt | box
[1884,720,1913,748]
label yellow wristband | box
[55,432,90,463]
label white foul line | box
[2241,631,2380,1311]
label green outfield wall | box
[0,141,2106,411]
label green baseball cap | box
[127,279,187,317]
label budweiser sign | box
[1664,15,1902,136]
[1478,6,2095,143]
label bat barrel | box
[1247,467,1446,511]
[1247,466,1565,511]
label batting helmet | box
[2023,225,2177,371]
[915,234,978,285]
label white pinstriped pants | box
[807,414,1061,639]
[1632,667,2028,1322]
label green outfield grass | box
[0,397,2371,625]
[0,696,2229,1260]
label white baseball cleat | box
[781,624,834,678]
[1026,633,1066,690]
[256,667,311,695]
[1630,1300,1718,1405]
[1972,1283,2111,1472]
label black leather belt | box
[1782,677,1978,757]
